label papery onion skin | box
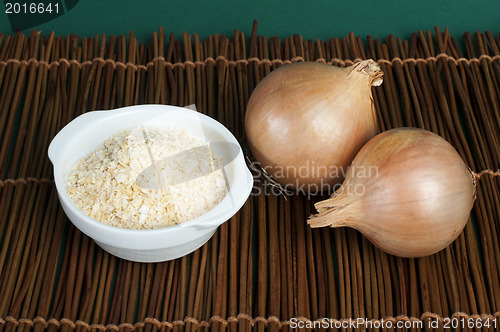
[308,128,475,258]
[245,60,383,191]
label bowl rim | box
[49,104,253,235]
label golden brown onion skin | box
[245,60,383,191]
[309,128,475,258]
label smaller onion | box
[308,128,475,258]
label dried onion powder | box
[66,127,227,229]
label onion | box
[245,60,383,191]
[308,128,475,258]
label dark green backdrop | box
[0,0,499,44]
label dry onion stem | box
[308,128,476,258]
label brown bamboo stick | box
[19,185,57,332]
[182,253,200,332]
[304,205,318,322]
[238,200,251,332]
[191,244,209,332]
[160,260,176,332]
[5,184,44,324]
[32,200,66,332]
[268,194,280,332]
[144,262,168,332]
[0,184,32,315]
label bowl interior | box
[49,105,252,232]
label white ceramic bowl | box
[48,104,253,262]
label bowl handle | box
[177,210,228,231]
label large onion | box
[245,60,383,192]
[308,128,475,258]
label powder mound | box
[67,127,227,229]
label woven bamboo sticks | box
[0,24,499,331]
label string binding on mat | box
[0,168,497,188]
[473,169,500,180]
[0,178,52,187]
[1,312,499,330]
[1,53,499,72]
[0,177,54,188]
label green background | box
[0,0,499,45]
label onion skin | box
[308,128,475,258]
[245,60,383,191]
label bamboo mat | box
[0,23,499,331]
